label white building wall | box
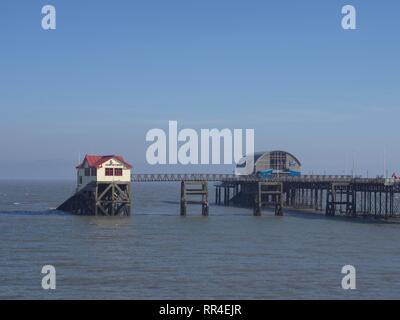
[77,157,131,191]
[97,159,131,182]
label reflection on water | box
[1,180,400,299]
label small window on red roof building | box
[91,168,97,176]
[105,168,113,176]
[85,168,90,176]
[114,168,123,176]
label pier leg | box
[254,183,262,216]
[254,182,283,216]
[180,181,208,216]
[326,185,335,216]
[57,182,131,216]
[314,188,318,210]
[180,181,187,216]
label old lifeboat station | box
[57,155,132,216]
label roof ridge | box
[76,154,132,169]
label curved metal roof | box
[244,150,302,166]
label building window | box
[270,151,286,171]
[79,176,82,184]
[91,168,97,176]
[105,168,114,176]
[114,168,123,176]
[84,168,90,176]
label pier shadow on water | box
[284,208,400,225]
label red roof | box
[76,154,133,169]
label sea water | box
[1,180,400,299]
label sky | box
[1,0,399,179]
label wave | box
[0,210,68,216]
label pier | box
[131,174,400,219]
[57,172,400,219]
[56,153,400,219]
[180,181,209,216]
[57,181,131,216]
[56,154,133,216]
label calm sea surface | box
[1,180,400,299]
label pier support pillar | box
[326,183,355,217]
[180,181,209,216]
[57,182,131,216]
[254,182,283,216]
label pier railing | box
[131,173,258,182]
[131,173,395,183]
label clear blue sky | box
[1,0,399,178]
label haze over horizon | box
[1,0,399,179]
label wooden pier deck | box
[56,174,400,218]
[131,174,400,218]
